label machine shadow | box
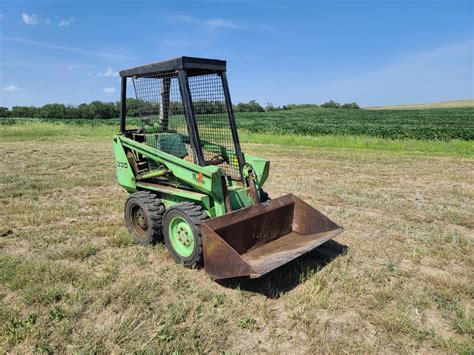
[217,240,348,299]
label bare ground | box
[0,138,473,353]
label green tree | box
[88,101,119,119]
[321,100,341,108]
[234,100,264,112]
[38,104,68,119]
[125,98,141,117]
[11,106,39,117]
[0,107,10,117]
[341,102,360,109]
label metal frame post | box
[221,71,245,182]
[120,77,127,133]
[178,69,205,166]
[159,77,171,130]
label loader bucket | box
[201,193,344,279]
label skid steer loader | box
[114,56,343,279]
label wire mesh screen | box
[188,73,240,180]
[132,72,195,164]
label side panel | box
[120,136,218,194]
[228,187,256,210]
[244,154,270,187]
[118,135,228,217]
[113,137,136,192]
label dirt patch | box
[0,228,13,237]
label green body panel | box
[113,137,137,192]
[118,136,219,192]
[113,134,269,218]
[244,154,270,187]
[228,187,256,210]
[200,139,237,165]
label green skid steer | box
[114,56,343,279]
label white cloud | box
[172,15,273,32]
[3,85,23,92]
[205,18,239,30]
[22,13,49,26]
[100,67,118,77]
[175,15,196,23]
[22,13,39,25]
[59,17,74,27]
[104,87,116,93]
[175,15,240,30]
[1,37,126,59]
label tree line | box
[0,99,359,119]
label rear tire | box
[163,202,208,268]
[124,191,165,245]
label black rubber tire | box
[124,191,165,245]
[260,189,271,202]
[163,202,208,268]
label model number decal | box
[116,161,128,169]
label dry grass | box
[367,99,474,110]
[0,134,473,353]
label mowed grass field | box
[0,122,473,353]
[368,99,474,110]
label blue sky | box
[0,0,472,107]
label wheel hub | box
[137,212,146,229]
[168,217,194,257]
[131,205,148,238]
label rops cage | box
[119,57,244,182]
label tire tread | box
[125,190,165,244]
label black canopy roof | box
[119,56,227,77]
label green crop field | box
[3,106,473,140]
[235,107,474,140]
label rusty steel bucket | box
[201,193,344,279]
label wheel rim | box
[130,204,148,239]
[168,216,194,257]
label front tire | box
[124,191,165,245]
[163,202,208,267]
